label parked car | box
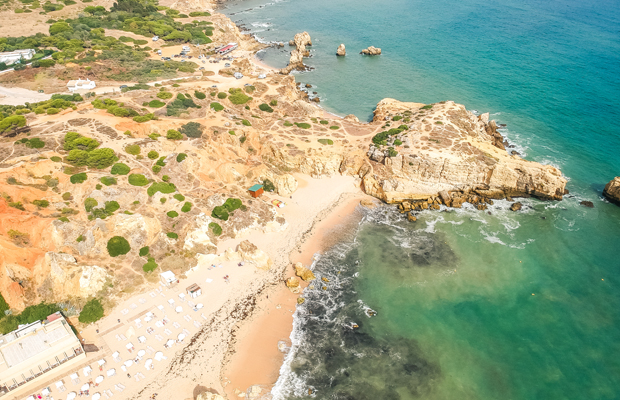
[199,67,205,70]
[120,85,128,89]
[225,63,230,67]
[152,36,159,41]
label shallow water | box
[218,0,620,398]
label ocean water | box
[218,0,620,398]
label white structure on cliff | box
[67,78,96,92]
[0,312,85,396]
[0,49,35,65]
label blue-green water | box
[219,0,620,398]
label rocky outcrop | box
[237,240,273,270]
[196,392,225,400]
[336,44,346,56]
[294,262,315,281]
[510,202,522,211]
[603,177,620,205]
[361,46,381,55]
[281,32,312,74]
[286,276,300,293]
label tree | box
[86,148,118,169]
[128,174,149,186]
[49,21,73,36]
[211,205,229,221]
[147,151,159,159]
[179,122,203,138]
[78,298,104,324]
[107,236,130,257]
[0,115,27,134]
[111,163,131,175]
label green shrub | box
[139,246,149,257]
[96,184,102,190]
[107,236,130,257]
[25,138,45,149]
[152,165,162,173]
[105,201,120,213]
[142,257,158,272]
[166,129,183,140]
[70,173,87,184]
[77,235,84,242]
[209,222,222,236]
[388,148,399,157]
[148,100,166,108]
[0,303,60,334]
[58,217,70,222]
[320,120,329,125]
[211,205,229,221]
[8,201,25,211]
[179,122,203,138]
[394,139,403,146]
[176,153,187,162]
[241,119,251,126]
[147,182,176,196]
[167,210,179,218]
[157,92,173,100]
[228,88,252,105]
[32,199,50,208]
[125,144,141,155]
[128,174,149,186]
[85,148,118,169]
[160,198,166,204]
[149,133,161,140]
[78,298,104,324]
[100,176,117,186]
[167,232,178,239]
[156,157,167,167]
[133,114,155,123]
[245,85,255,94]
[393,115,403,121]
[189,11,211,16]
[173,194,185,201]
[162,175,170,182]
[62,192,72,201]
[46,108,60,115]
[223,198,242,212]
[318,139,334,145]
[284,121,293,127]
[210,102,224,111]
[84,197,98,212]
[50,156,62,162]
[295,122,311,129]
[270,99,278,106]
[421,104,433,110]
[259,103,274,113]
[330,126,340,130]
[217,92,227,99]
[111,163,130,175]
[262,179,275,192]
[194,91,206,99]
[181,202,192,212]
[148,151,159,160]
[64,132,99,152]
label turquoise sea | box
[219,0,620,398]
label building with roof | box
[0,49,35,66]
[248,184,264,198]
[159,271,177,287]
[0,312,85,396]
[215,43,238,55]
[66,78,96,92]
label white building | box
[0,49,36,66]
[66,78,96,92]
[159,271,177,287]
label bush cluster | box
[78,298,104,324]
[128,173,149,186]
[228,88,252,105]
[211,198,242,221]
[179,122,203,138]
[147,182,176,196]
[111,162,130,175]
[107,236,131,257]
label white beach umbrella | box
[166,339,175,347]
[124,360,133,368]
[145,359,153,369]
[97,359,106,367]
[137,349,146,358]
[177,333,185,342]
[81,383,90,391]
[196,303,203,309]
[154,351,164,361]
[106,369,116,377]
[67,392,77,400]
[42,388,50,396]
[175,306,183,313]
[27,396,35,400]
[95,376,104,384]
[138,335,147,343]
[92,393,101,400]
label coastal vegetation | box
[128,173,149,186]
[111,163,131,175]
[78,298,104,324]
[0,303,60,334]
[107,236,130,257]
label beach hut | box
[248,184,264,198]
[186,283,202,298]
[159,271,177,287]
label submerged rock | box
[603,177,620,205]
[510,202,522,212]
[580,200,594,208]
[337,43,346,56]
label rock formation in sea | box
[361,46,382,55]
[281,32,312,74]
[337,43,346,56]
[603,177,620,205]
[294,262,316,281]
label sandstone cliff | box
[603,177,620,205]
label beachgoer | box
[127,373,131,378]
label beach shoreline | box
[221,192,371,399]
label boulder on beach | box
[603,177,620,205]
[361,46,382,55]
[337,43,346,56]
[286,276,300,293]
[295,262,316,281]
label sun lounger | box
[167,299,175,308]
[147,345,155,354]
[118,384,125,391]
[119,334,127,341]
[201,313,208,320]
[139,298,146,304]
[121,309,129,315]
[115,334,121,341]
[130,303,137,309]
[184,315,191,322]
[178,293,186,302]
[194,320,201,329]
[164,329,172,336]
[105,389,113,398]
[125,342,134,352]
[112,351,122,362]
[70,373,80,385]
[83,366,92,376]
[173,322,181,329]
[155,334,163,341]
[183,328,190,336]
[55,381,66,392]
[150,292,157,298]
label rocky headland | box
[603,177,620,205]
